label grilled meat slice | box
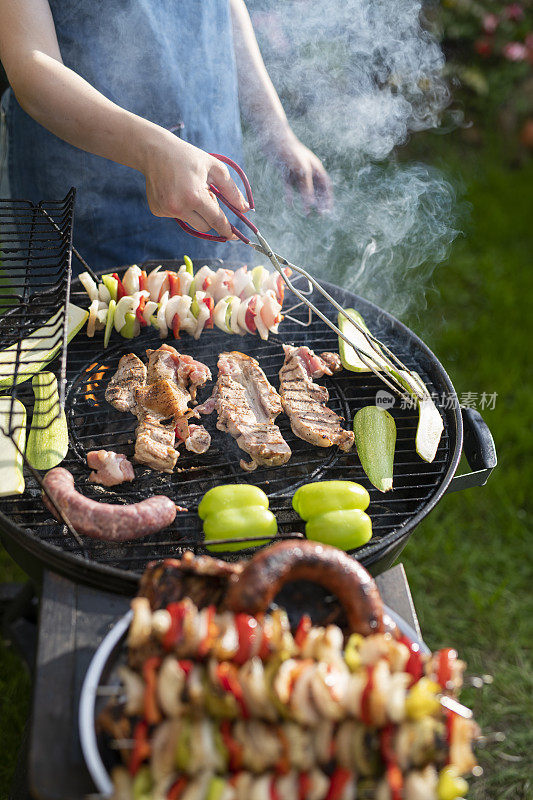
[146,344,211,401]
[184,424,211,454]
[105,353,146,413]
[213,351,291,469]
[135,378,190,421]
[279,345,354,451]
[87,450,135,486]
[134,415,178,473]
[138,552,243,610]
[320,351,343,374]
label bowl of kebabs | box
[81,541,479,800]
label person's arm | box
[230,0,332,211]
[0,0,247,237]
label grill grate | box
[0,263,457,587]
[0,190,75,437]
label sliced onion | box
[122,265,142,295]
[177,264,193,296]
[143,300,159,325]
[260,291,283,331]
[228,296,243,334]
[146,266,166,301]
[211,268,233,302]
[79,272,98,301]
[98,282,111,303]
[214,297,232,333]
[86,298,99,337]
[232,266,251,298]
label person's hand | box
[140,128,249,239]
[263,125,333,213]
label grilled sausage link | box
[42,467,177,541]
[224,540,386,636]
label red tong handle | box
[175,154,257,244]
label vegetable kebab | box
[100,544,479,800]
[79,258,289,345]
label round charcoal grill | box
[0,261,496,593]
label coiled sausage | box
[42,467,177,541]
[224,540,386,636]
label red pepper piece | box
[172,313,181,339]
[168,272,180,297]
[203,296,214,328]
[276,726,291,775]
[220,720,244,771]
[112,272,126,301]
[167,777,188,799]
[257,617,271,661]
[445,707,456,764]
[325,768,353,800]
[381,726,403,800]
[244,298,257,333]
[198,605,217,658]
[298,773,312,800]
[139,270,148,292]
[136,296,148,327]
[270,777,281,800]
[276,275,285,305]
[234,613,259,665]
[294,614,312,648]
[360,665,374,725]
[202,276,212,291]
[163,602,187,650]
[128,720,150,776]
[143,656,162,725]
[178,659,193,677]
[217,662,248,717]
[399,634,424,686]
[437,647,458,690]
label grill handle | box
[447,407,497,493]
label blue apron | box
[3,0,245,271]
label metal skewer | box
[249,231,419,403]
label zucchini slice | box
[26,372,68,470]
[353,405,396,492]
[337,309,389,372]
[0,396,26,496]
[0,303,88,389]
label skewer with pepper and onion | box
[79,258,289,344]
[98,542,480,800]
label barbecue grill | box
[0,243,497,593]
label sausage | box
[41,467,177,541]
[224,540,387,636]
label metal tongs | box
[176,154,420,403]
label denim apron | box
[2,0,245,271]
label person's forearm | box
[229,0,292,141]
[8,51,160,173]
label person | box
[0,0,332,270]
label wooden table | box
[15,564,421,800]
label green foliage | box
[434,0,533,115]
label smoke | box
[244,0,460,317]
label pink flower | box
[502,41,528,61]
[475,38,493,57]
[503,4,525,21]
[482,14,499,34]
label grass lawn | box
[0,129,531,798]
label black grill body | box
[0,261,463,593]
